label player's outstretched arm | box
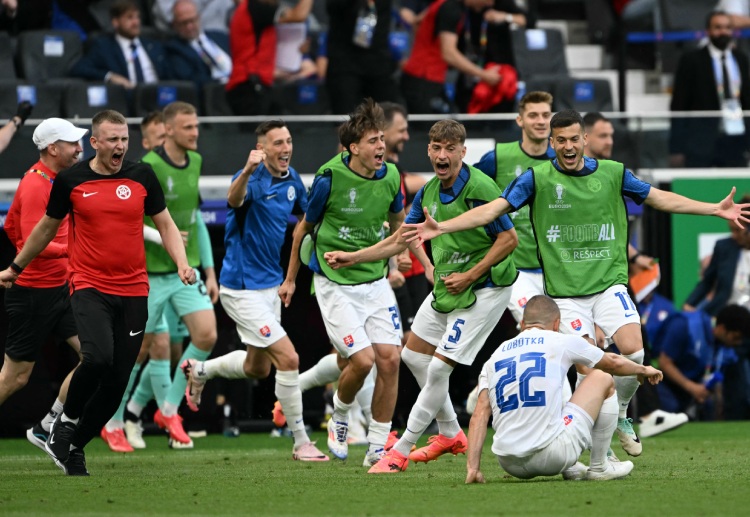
[594,352,664,385]
[281,218,314,307]
[0,215,62,287]
[645,186,750,229]
[324,227,410,270]
[403,198,512,245]
[152,209,196,285]
[466,388,490,484]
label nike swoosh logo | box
[49,435,55,444]
[295,419,303,424]
[83,192,98,197]
[129,330,144,336]
[624,313,636,318]
[266,194,277,200]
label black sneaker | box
[62,448,90,476]
[46,414,77,463]
[26,422,49,452]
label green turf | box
[1,422,749,516]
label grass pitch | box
[0,422,748,516]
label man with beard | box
[669,10,750,168]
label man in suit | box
[669,10,750,168]
[70,0,171,89]
[166,0,232,88]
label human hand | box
[423,263,435,285]
[402,208,441,246]
[15,101,32,125]
[688,381,710,403]
[637,366,664,385]
[0,267,18,288]
[717,187,750,229]
[388,270,405,289]
[480,68,501,87]
[324,251,357,269]
[107,73,135,89]
[443,271,473,294]
[465,469,486,484]
[244,149,266,174]
[396,251,412,272]
[179,266,197,285]
[279,278,296,308]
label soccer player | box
[182,119,329,461]
[280,99,406,466]
[135,101,218,448]
[0,119,86,450]
[325,119,518,474]
[404,109,750,459]
[466,295,663,483]
[0,109,193,476]
[474,91,554,323]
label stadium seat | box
[17,30,83,82]
[657,0,713,73]
[0,32,16,80]
[272,80,329,116]
[0,81,64,119]
[132,81,200,116]
[202,82,233,116]
[63,82,129,119]
[553,77,614,113]
[510,28,569,80]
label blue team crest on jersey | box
[287,185,296,201]
[564,414,573,426]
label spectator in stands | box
[656,304,750,419]
[583,111,615,161]
[70,0,171,89]
[325,0,403,114]
[0,0,17,30]
[399,0,431,27]
[0,102,32,156]
[153,0,235,34]
[684,195,750,315]
[226,0,312,116]
[716,0,750,28]
[167,0,232,88]
[669,10,750,168]
[274,16,319,83]
[455,0,531,113]
[400,0,501,114]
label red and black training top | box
[46,158,166,297]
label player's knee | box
[0,367,31,391]
[349,350,375,378]
[244,361,271,379]
[193,330,217,350]
[276,350,299,371]
[588,369,614,390]
[375,349,400,376]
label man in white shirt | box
[466,295,663,482]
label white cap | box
[32,118,88,151]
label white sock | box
[354,367,375,426]
[41,399,65,432]
[127,399,144,419]
[161,401,179,417]
[275,370,308,447]
[397,358,454,456]
[613,350,645,418]
[590,393,619,471]
[299,353,342,392]
[105,419,123,432]
[332,391,352,424]
[367,419,391,453]
[61,413,79,425]
[402,347,456,435]
[202,350,247,380]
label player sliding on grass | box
[404,109,750,459]
[467,295,663,482]
[325,119,518,474]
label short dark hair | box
[255,119,287,139]
[110,0,139,18]
[706,10,730,29]
[428,119,466,145]
[380,102,408,127]
[338,98,385,152]
[550,109,585,132]
[518,91,553,114]
[716,304,750,337]
[140,111,164,133]
[92,110,127,136]
[583,112,609,131]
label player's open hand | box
[279,279,295,308]
[179,266,197,285]
[324,251,356,269]
[0,268,18,288]
[638,365,664,385]
[402,208,440,246]
[718,187,750,228]
[465,469,486,484]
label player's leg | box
[596,285,645,456]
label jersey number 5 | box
[494,352,547,414]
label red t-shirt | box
[4,160,69,288]
[226,0,277,90]
[402,0,463,84]
[46,158,166,297]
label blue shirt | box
[305,156,404,274]
[658,311,714,381]
[502,157,652,210]
[473,142,555,181]
[220,163,308,290]
[407,164,515,288]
